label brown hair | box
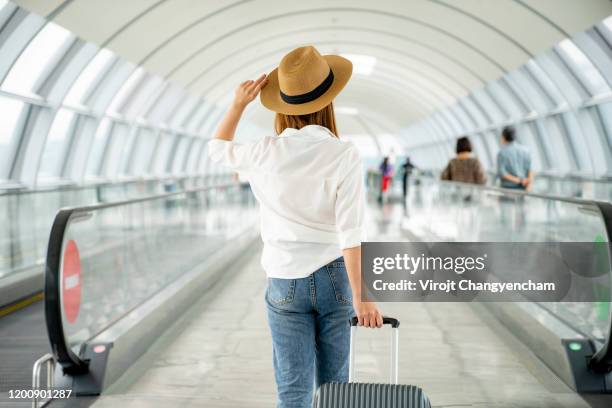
[274,102,338,138]
[456,136,472,154]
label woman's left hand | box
[233,74,268,110]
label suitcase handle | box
[348,316,400,384]
[350,316,400,328]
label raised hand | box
[233,74,268,110]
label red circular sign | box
[62,240,81,324]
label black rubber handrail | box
[44,182,239,374]
[44,178,612,376]
[433,177,612,372]
[589,201,612,374]
[418,175,606,207]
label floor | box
[88,245,605,408]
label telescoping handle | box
[348,316,400,384]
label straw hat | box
[260,46,352,115]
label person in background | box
[497,126,533,191]
[401,156,416,199]
[441,136,487,185]
[378,156,394,203]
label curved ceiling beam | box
[429,0,533,57]
[182,25,489,92]
[513,0,569,37]
[151,7,511,80]
[136,0,253,65]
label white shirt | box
[207,125,366,278]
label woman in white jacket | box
[208,45,383,408]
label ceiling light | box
[340,54,377,76]
[335,106,359,115]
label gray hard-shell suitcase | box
[313,317,431,408]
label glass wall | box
[0,2,227,191]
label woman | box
[379,156,394,203]
[207,46,383,408]
[441,136,487,185]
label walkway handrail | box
[413,174,606,207]
[589,201,612,373]
[420,176,612,373]
[398,174,612,373]
[0,173,209,197]
[44,182,240,374]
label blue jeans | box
[265,257,353,408]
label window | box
[152,133,174,174]
[171,137,190,173]
[38,109,76,180]
[186,139,203,173]
[64,49,114,105]
[557,39,609,96]
[487,81,525,119]
[118,127,138,175]
[131,128,158,175]
[460,97,488,130]
[86,119,112,177]
[2,22,72,94]
[472,88,505,124]
[103,123,129,178]
[0,96,24,179]
[524,60,565,107]
[541,118,573,173]
[106,67,145,114]
[506,70,550,113]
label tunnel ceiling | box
[13,0,612,128]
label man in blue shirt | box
[497,126,533,190]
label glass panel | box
[171,137,190,174]
[536,52,585,105]
[472,89,505,124]
[186,139,203,173]
[38,109,76,180]
[106,67,145,114]
[524,60,565,106]
[64,49,114,105]
[153,133,174,175]
[487,81,524,119]
[596,102,612,153]
[103,123,129,178]
[460,98,488,129]
[578,108,608,175]
[557,39,610,96]
[2,22,72,94]
[86,119,112,177]
[560,112,592,173]
[542,117,573,173]
[507,69,550,112]
[54,185,257,353]
[0,96,24,180]
[118,126,138,176]
[401,177,611,348]
[131,128,158,175]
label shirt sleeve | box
[475,159,487,185]
[497,151,507,177]
[335,146,366,249]
[441,162,451,180]
[207,139,263,171]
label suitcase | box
[313,316,431,408]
